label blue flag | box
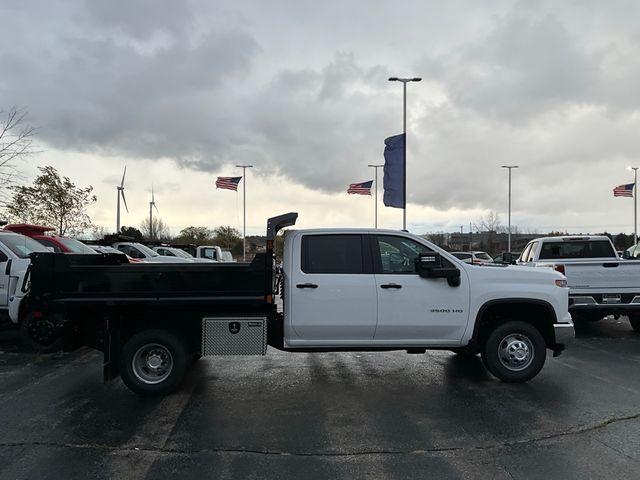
[383,133,405,208]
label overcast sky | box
[2,0,640,237]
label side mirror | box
[501,252,516,264]
[0,251,7,262]
[623,250,630,259]
[416,253,461,287]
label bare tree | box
[474,211,504,233]
[0,107,37,195]
[140,217,171,241]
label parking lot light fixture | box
[388,76,422,230]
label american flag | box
[216,176,242,191]
[613,183,635,197]
[347,180,373,195]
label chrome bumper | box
[554,320,575,348]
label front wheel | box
[120,329,190,396]
[629,314,640,333]
[481,321,547,383]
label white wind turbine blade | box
[121,190,129,213]
[121,166,127,187]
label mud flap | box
[103,318,121,382]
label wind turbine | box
[116,166,129,233]
[149,185,159,240]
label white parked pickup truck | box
[516,235,640,332]
[23,214,575,395]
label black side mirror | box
[500,252,517,264]
[623,250,630,259]
[416,253,461,287]
[0,251,7,263]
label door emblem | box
[229,322,241,334]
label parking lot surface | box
[0,317,639,480]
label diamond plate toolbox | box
[202,317,267,355]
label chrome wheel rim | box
[497,333,534,372]
[132,343,173,384]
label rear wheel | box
[120,329,190,396]
[629,314,640,333]
[20,312,64,353]
[481,321,546,383]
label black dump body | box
[28,252,272,309]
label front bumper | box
[553,319,575,352]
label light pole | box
[388,76,421,230]
[236,164,253,261]
[629,166,639,243]
[368,164,384,228]
[501,165,519,251]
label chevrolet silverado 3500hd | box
[23,213,574,395]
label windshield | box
[172,248,193,258]
[58,237,98,254]
[133,243,159,257]
[0,234,49,258]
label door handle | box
[296,283,318,289]
[380,283,402,289]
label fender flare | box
[471,298,558,342]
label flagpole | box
[368,164,383,228]
[634,167,638,243]
[236,164,253,261]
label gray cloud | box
[3,0,640,228]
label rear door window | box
[301,235,365,274]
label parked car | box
[4,224,97,254]
[517,235,640,332]
[153,246,215,263]
[622,243,640,259]
[0,230,56,350]
[451,251,494,265]
[112,242,193,263]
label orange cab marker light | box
[265,295,273,304]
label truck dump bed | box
[28,252,271,308]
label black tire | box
[120,329,190,396]
[481,321,547,383]
[629,315,640,333]
[20,312,64,353]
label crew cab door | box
[287,234,377,343]
[373,235,470,344]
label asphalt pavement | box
[0,317,639,480]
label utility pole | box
[236,164,253,261]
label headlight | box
[555,279,567,288]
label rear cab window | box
[539,240,616,259]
